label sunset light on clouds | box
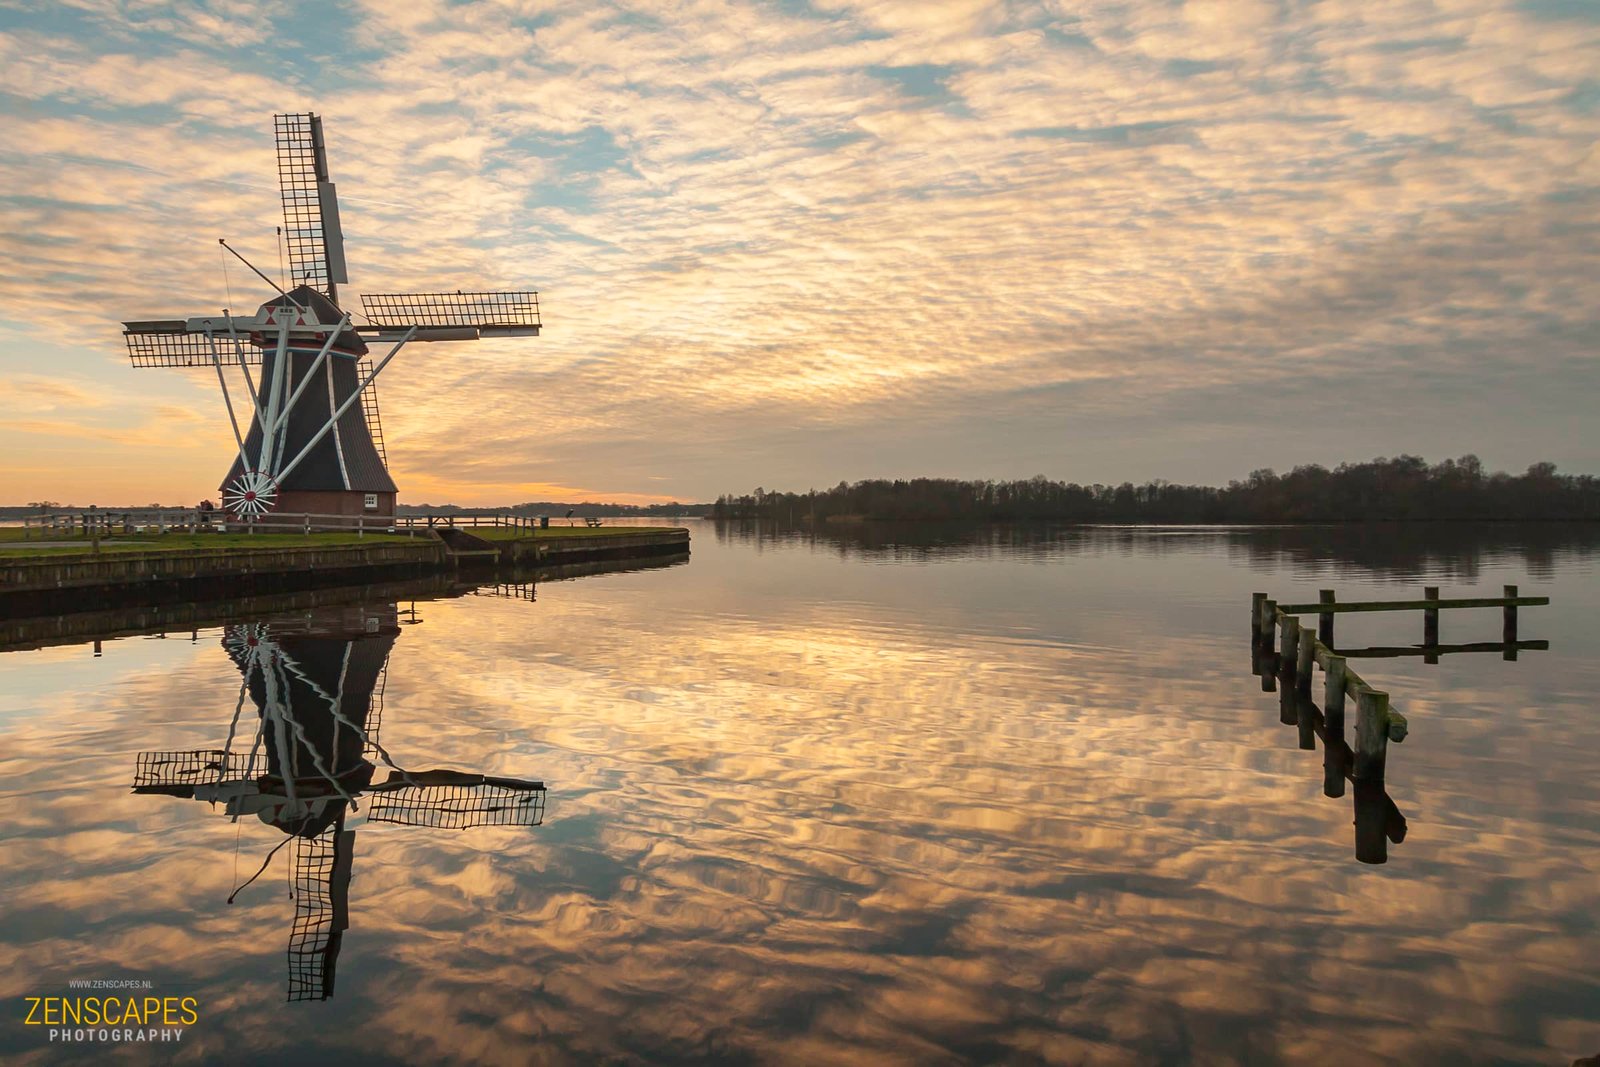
[0,0,1596,506]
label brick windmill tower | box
[121,113,542,521]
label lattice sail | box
[276,113,348,301]
[124,322,262,368]
[361,291,541,331]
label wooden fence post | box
[1323,654,1347,730]
[1323,742,1347,800]
[1318,589,1336,646]
[1423,586,1440,663]
[1279,675,1297,725]
[1503,584,1518,660]
[1295,690,1316,749]
[1353,779,1389,864]
[1354,687,1389,780]
[1279,614,1300,671]
[1296,627,1315,693]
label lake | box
[2,521,1597,1065]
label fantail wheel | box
[224,470,279,518]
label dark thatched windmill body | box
[121,113,542,521]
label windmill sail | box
[275,113,348,302]
[123,321,262,367]
[361,291,541,337]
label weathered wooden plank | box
[1338,640,1549,659]
[1275,596,1548,614]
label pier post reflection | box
[131,603,547,1002]
[1253,637,1408,864]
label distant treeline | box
[713,456,1600,523]
[400,501,713,517]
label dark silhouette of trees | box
[712,456,1600,523]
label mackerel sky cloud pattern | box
[0,0,1595,504]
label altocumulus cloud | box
[0,0,1596,504]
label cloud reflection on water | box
[0,526,1597,1063]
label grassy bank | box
[0,531,418,557]
[0,524,684,558]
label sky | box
[0,0,1596,507]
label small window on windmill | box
[364,493,377,510]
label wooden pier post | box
[1259,598,1277,642]
[1279,614,1299,669]
[1296,627,1316,693]
[1323,744,1348,799]
[1318,589,1336,646]
[1423,586,1440,663]
[1295,692,1316,750]
[1503,584,1518,660]
[1354,687,1390,780]
[1353,779,1389,864]
[1252,592,1266,637]
[1323,655,1347,728]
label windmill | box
[120,113,542,521]
[132,605,546,1001]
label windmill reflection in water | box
[131,606,545,1002]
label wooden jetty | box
[1251,586,1549,782]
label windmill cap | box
[261,285,368,354]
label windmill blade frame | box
[275,113,348,302]
[360,291,541,336]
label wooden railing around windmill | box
[19,509,553,539]
[21,508,430,538]
[1252,586,1550,780]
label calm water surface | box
[2,522,1597,1065]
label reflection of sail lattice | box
[367,775,546,830]
[134,750,250,790]
[288,828,353,1003]
[363,660,389,760]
